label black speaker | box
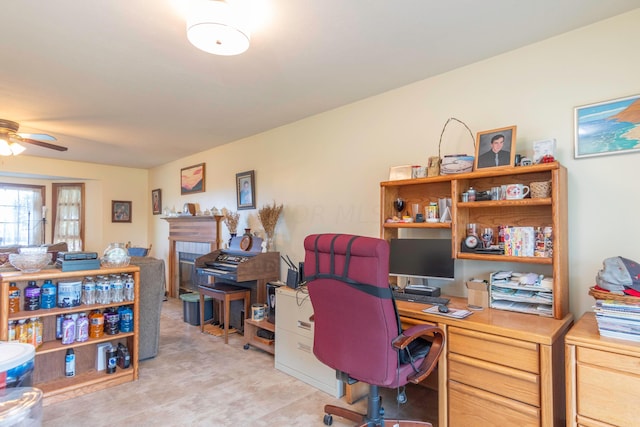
[266,282,280,323]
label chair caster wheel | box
[243,344,250,350]
[323,414,333,425]
[397,391,407,404]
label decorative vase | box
[229,233,237,247]
[266,234,275,252]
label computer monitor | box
[388,238,455,282]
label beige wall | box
[4,9,639,319]
[0,155,148,252]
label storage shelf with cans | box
[0,265,140,405]
[380,161,568,319]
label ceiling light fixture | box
[186,0,251,56]
[0,138,26,156]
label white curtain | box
[53,186,83,251]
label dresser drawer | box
[575,361,640,426]
[449,353,539,406]
[449,380,540,426]
[577,346,640,375]
[449,326,540,373]
[276,288,314,338]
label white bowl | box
[9,252,52,273]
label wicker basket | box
[530,180,551,198]
[589,286,640,303]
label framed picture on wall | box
[151,189,162,215]
[181,163,205,195]
[112,200,132,223]
[474,126,517,170]
[574,94,640,159]
[236,170,256,210]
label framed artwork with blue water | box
[575,94,640,159]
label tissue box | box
[466,280,489,308]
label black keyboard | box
[392,290,450,305]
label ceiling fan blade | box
[21,138,68,152]
[17,132,57,142]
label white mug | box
[505,183,530,199]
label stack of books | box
[594,299,640,342]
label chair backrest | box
[304,233,401,386]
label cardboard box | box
[388,165,413,180]
[466,279,489,308]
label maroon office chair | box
[304,234,444,427]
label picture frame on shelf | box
[574,94,640,159]
[151,189,162,215]
[112,200,132,223]
[180,163,205,195]
[474,126,517,170]
[236,170,256,210]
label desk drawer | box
[449,353,539,407]
[449,326,539,373]
[449,380,539,426]
[276,288,314,338]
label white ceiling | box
[1,0,639,169]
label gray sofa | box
[130,256,166,361]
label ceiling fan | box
[0,119,68,156]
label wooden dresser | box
[565,312,640,426]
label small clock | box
[461,235,479,252]
[240,234,253,251]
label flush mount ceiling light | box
[186,0,251,56]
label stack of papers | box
[594,299,640,342]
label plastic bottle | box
[8,282,20,313]
[89,310,104,339]
[117,343,130,369]
[110,274,124,303]
[8,320,16,342]
[118,305,133,333]
[23,281,41,311]
[32,317,43,348]
[76,312,89,342]
[65,349,75,377]
[40,279,57,309]
[96,276,110,305]
[61,314,76,345]
[104,308,120,335]
[81,276,96,305]
[106,346,117,374]
[55,314,64,339]
[16,319,28,343]
[124,274,135,302]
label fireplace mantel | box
[163,215,223,297]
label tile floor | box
[42,297,437,426]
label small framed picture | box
[474,126,517,170]
[236,170,256,210]
[181,163,205,195]
[151,189,162,215]
[112,200,132,223]
[574,94,640,159]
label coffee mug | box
[505,184,530,199]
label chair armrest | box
[391,323,445,384]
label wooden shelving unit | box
[380,161,568,319]
[0,265,140,405]
[243,317,275,354]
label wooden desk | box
[396,297,573,427]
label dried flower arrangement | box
[258,202,283,239]
[221,207,240,234]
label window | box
[0,183,46,246]
[52,183,85,251]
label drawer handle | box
[297,321,311,330]
[297,342,311,353]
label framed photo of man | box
[474,126,517,170]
